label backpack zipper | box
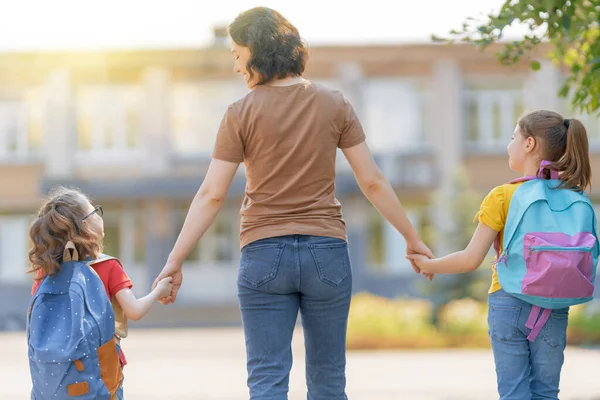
[528,245,593,254]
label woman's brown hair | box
[518,110,591,192]
[28,187,102,278]
[229,7,308,85]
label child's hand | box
[153,261,183,304]
[422,272,435,282]
[155,277,174,299]
[406,254,434,281]
[406,253,429,266]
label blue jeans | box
[115,343,124,400]
[238,235,352,400]
[488,290,569,400]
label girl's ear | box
[524,136,536,153]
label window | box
[366,205,419,274]
[172,206,200,263]
[0,101,25,158]
[0,88,43,161]
[132,211,146,264]
[101,215,121,258]
[23,88,44,155]
[0,216,31,283]
[173,204,238,266]
[465,89,525,149]
[464,78,526,150]
[362,78,426,151]
[76,85,142,160]
[100,206,145,267]
[198,213,236,263]
[170,81,248,155]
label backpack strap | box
[497,164,557,263]
[538,160,559,180]
[88,254,122,267]
[508,176,537,184]
[507,160,559,184]
[87,255,129,339]
[525,306,552,342]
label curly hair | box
[28,187,102,279]
[229,7,308,85]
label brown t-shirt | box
[212,81,366,249]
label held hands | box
[152,260,183,305]
[154,277,174,299]
[405,239,435,282]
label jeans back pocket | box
[542,310,569,348]
[308,241,351,287]
[489,304,521,342]
[239,243,285,288]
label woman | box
[154,7,433,399]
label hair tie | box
[563,119,570,129]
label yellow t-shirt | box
[474,182,524,293]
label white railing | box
[0,99,43,162]
[74,85,144,164]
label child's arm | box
[114,277,173,321]
[407,223,498,274]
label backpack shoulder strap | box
[87,254,122,268]
[508,176,536,184]
[87,254,128,339]
[502,181,547,249]
[507,160,560,185]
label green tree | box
[434,0,600,114]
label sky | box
[0,0,524,52]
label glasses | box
[83,205,103,221]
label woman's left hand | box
[152,261,183,304]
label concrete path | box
[2,328,599,399]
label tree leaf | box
[438,0,600,112]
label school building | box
[1,34,599,328]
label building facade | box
[1,42,599,327]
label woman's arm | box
[407,223,498,274]
[342,141,434,261]
[152,159,240,303]
[168,159,239,264]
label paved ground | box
[3,328,599,399]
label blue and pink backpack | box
[27,242,123,399]
[495,161,599,341]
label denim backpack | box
[496,161,599,341]
[27,242,123,399]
